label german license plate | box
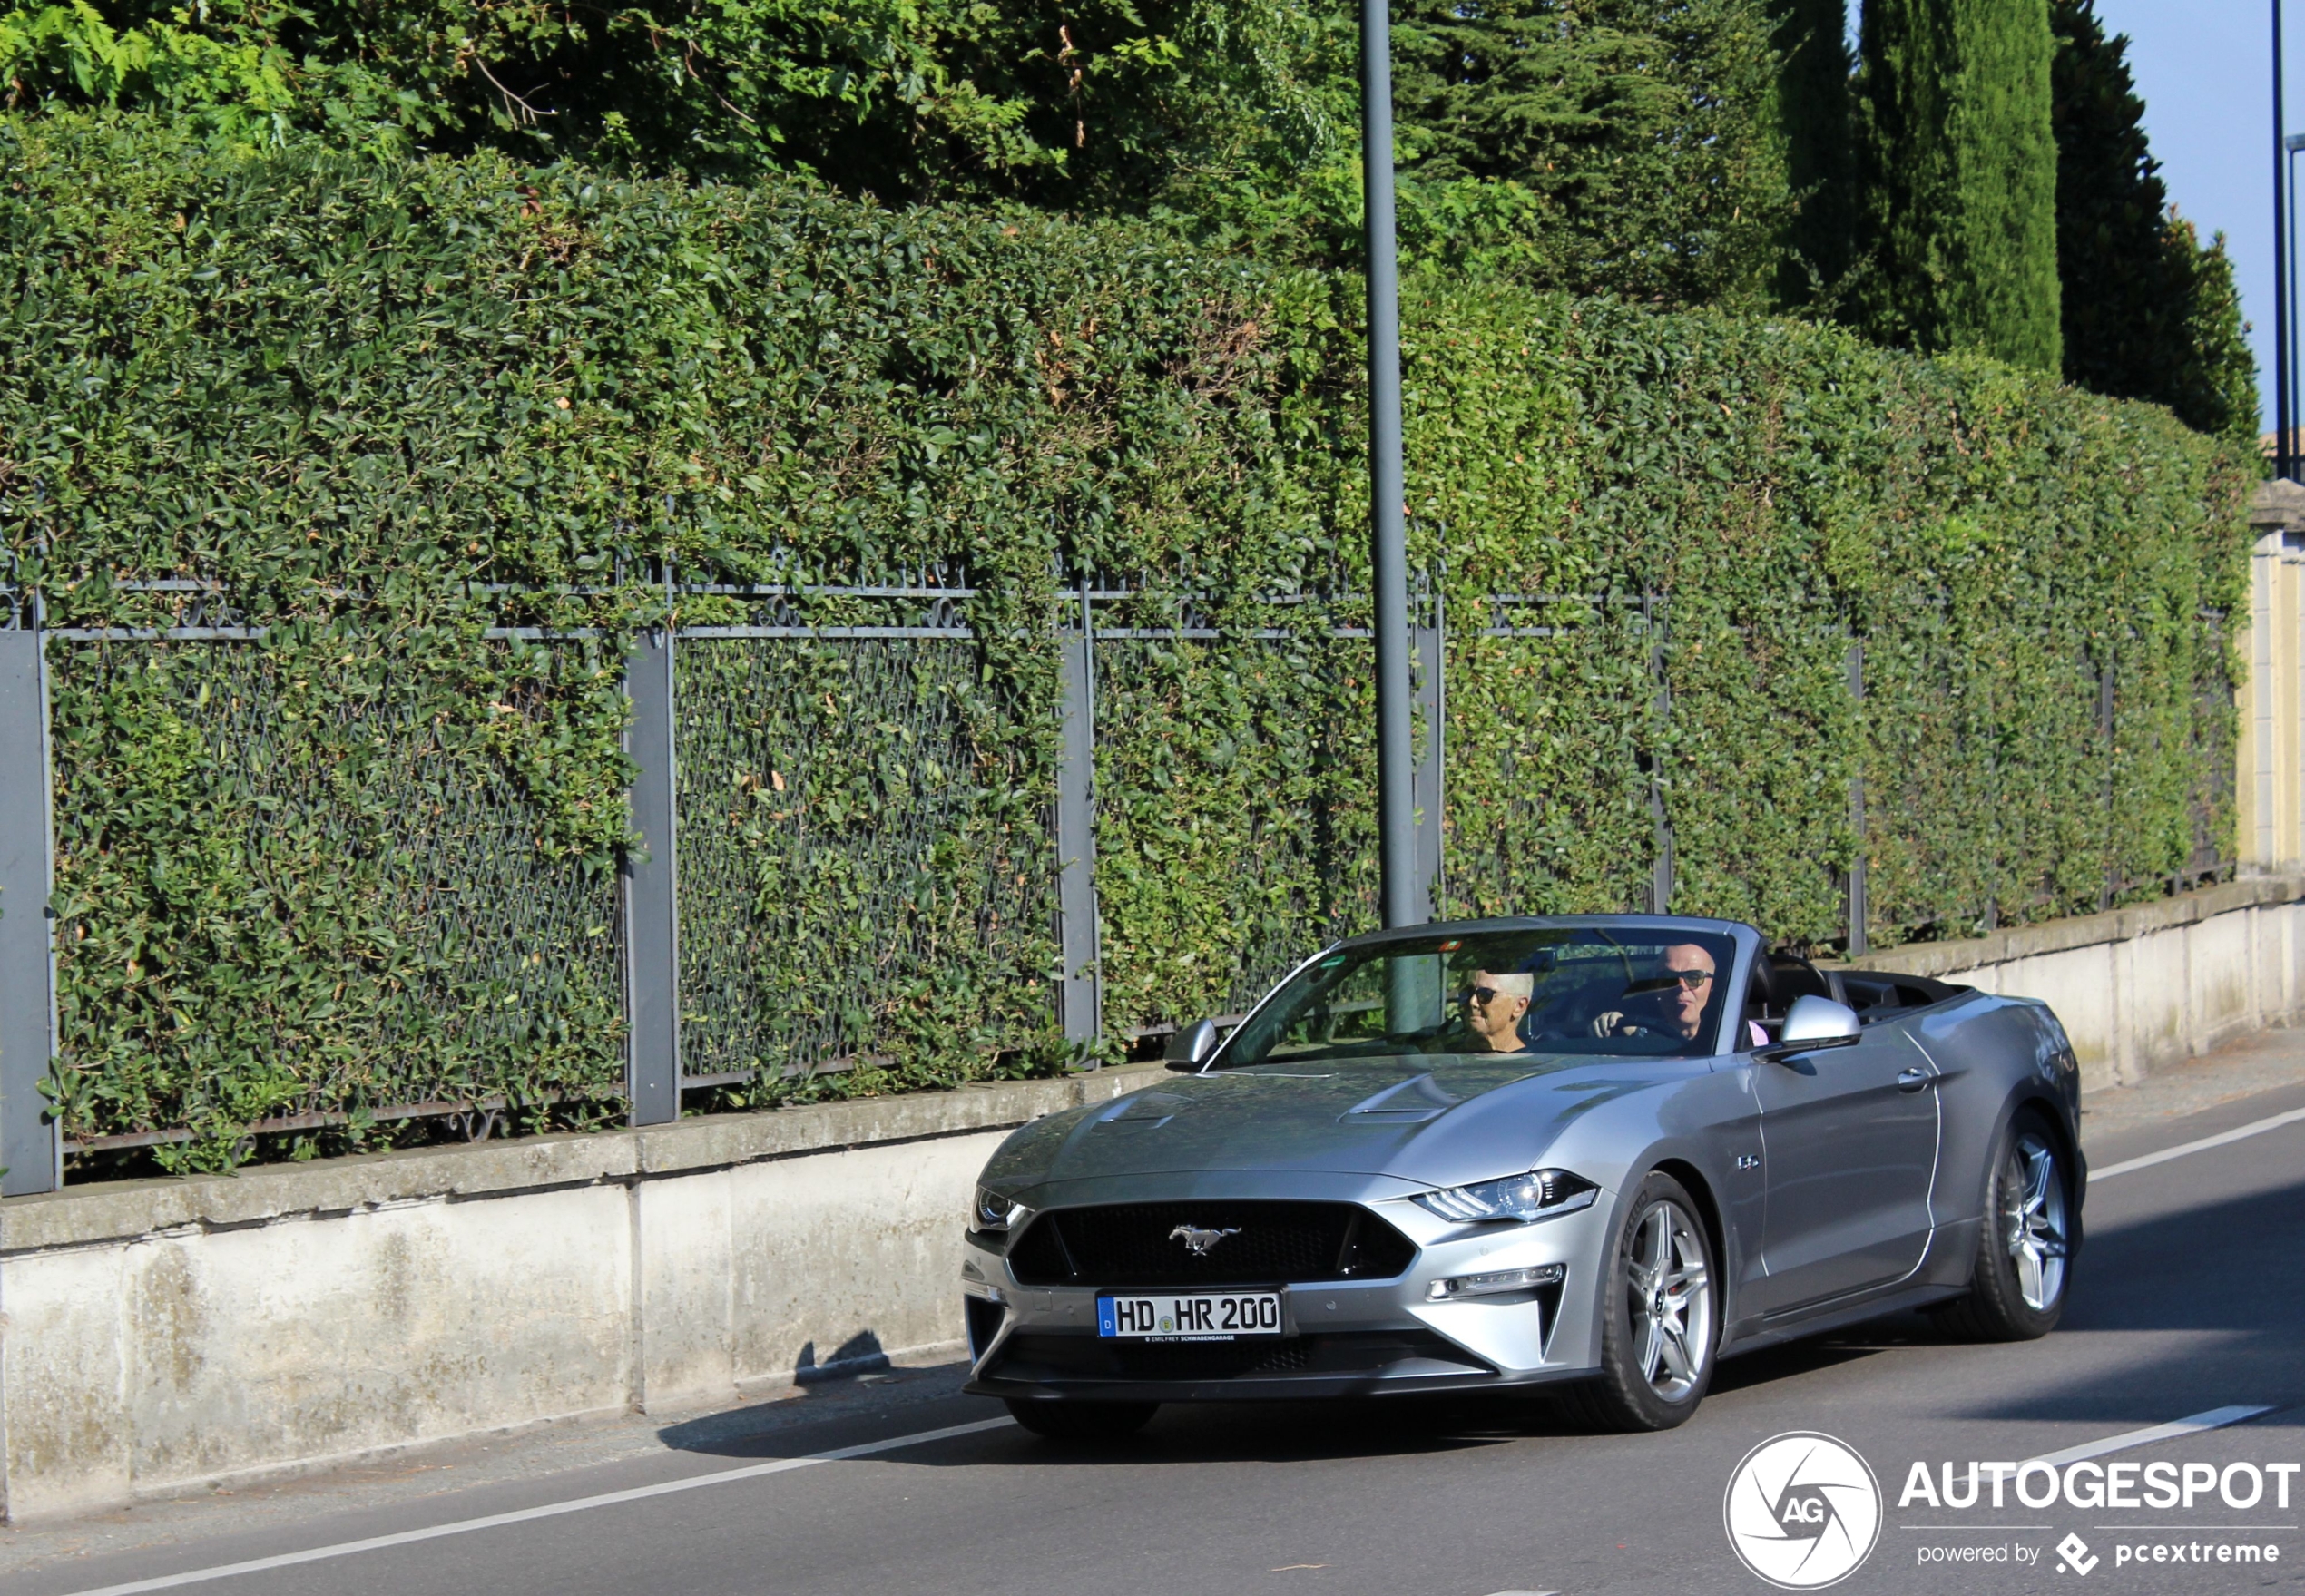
[1096,1291,1283,1340]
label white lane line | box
[2089,1107,2305,1182]
[2024,1405,2274,1468]
[50,1415,1016,1596]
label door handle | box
[1896,1067,1931,1092]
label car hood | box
[982,1054,1691,1195]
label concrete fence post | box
[623,621,682,1126]
[2242,480,2305,873]
[0,625,60,1194]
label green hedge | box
[0,115,2249,1168]
[1405,296,2251,951]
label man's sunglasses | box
[1460,985,1516,1005]
[1622,970,1714,994]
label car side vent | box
[1005,1215,1076,1282]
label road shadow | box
[980,1393,1602,1466]
[1710,1336,1892,1395]
[1930,1170,2305,1426]
[655,1377,1596,1465]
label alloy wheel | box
[2000,1130,2068,1310]
[1623,1198,1712,1402]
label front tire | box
[1559,1171,1717,1433]
[1933,1109,2072,1341]
[1004,1399,1159,1441]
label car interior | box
[1741,953,1963,1046]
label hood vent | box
[1339,1072,1462,1124]
[1091,1092,1194,1131]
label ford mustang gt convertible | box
[960,915,2084,1437]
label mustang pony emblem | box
[1168,1224,1241,1256]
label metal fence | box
[0,576,2232,1193]
[0,578,1445,1193]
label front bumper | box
[958,1189,1612,1402]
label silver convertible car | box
[960,915,2084,1437]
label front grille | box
[1006,1200,1417,1288]
[987,1329,1485,1384]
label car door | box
[1746,1023,1940,1315]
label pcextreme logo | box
[1724,1432,1885,1590]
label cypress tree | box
[2162,223,2261,453]
[2051,0,2259,446]
[1770,0,1856,307]
[1856,0,2063,370]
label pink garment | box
[1748,1020,1769,1049]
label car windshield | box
[1217,927,1737,1066]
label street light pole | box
[2278,0,2290,481]
[2290,135,2304,474]
[1362,0,1418,929]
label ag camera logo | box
[1724,1432,1884,1589]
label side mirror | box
[1755,994,1862,1063]
[1163,1018,1220,1071]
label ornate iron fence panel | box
[41,637,625,1165]
[1087,624,1380,1029]
[1443,593,1660,925]
[673,631,1058,1090]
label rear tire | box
[1932,1109,2071,1341]
[1004,1398,1160,1441]
[1557,1171,1717,1433]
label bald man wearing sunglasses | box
[1590,943,1717,1042]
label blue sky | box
[2094,0,2281,429]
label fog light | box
[1427,1263,1564,1301]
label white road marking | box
[48,1415,1016,1596]
[2024,1405,2274,1468]
[2089,1107,2305,1182]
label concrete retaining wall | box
[2,875,2298,1521]
[1838,874,2305,1092]
[0,1066,1165,1521]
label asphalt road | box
[6,1075,2303,1596]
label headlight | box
[1414,1168,1599,1224]
[969,1186,1022,1233]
